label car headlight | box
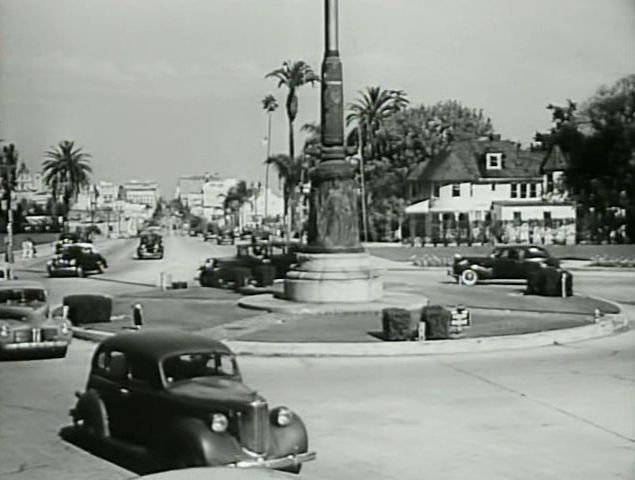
[210,413,228,433]
[60,322,70,335]
[274,407,294,427]
[0,324,11,338]
[69,259,77,266]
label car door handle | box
[119,388,130,395]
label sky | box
[1,0,634,196]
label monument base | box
[283,252,383,303]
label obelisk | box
[283,0,382,302]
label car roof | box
[0,280,46,291]
[494,244,548,250]
[100,330,233,361]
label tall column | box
[306,0,362,253]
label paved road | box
[0,236,633,480]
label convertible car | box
[449,245,560,285]
[48,243,108,277]
[68,330,315,473]
[0,281,72,358]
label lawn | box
[366,243,635,263]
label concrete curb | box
[72,297,630,357]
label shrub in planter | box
[253,264,276,287]
[381,308,415,341]
[421,305,451,340]
[525,267,546,295]
[63,294,113,325]
[231,267,252,290]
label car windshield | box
[0,288,47,305]
[141,234,161,244]
[162,352,237,384]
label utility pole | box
[1,144,18,268]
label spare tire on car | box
[63,294,113,325]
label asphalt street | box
[0,235,633,480]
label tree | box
[222,180,256,230]
[541,74,635,242]
[0,143,19,237]
[262,94,279,218]
[266,60,319,234]
[42,140,92,227]
[264,154,308,234]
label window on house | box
[520,183,528,199]
[486,153,503,170]
[529,183,537,198]
[452,184,461,197]
[546,173,554,192]
[491,183,496,192]
[433,184,440,198]
[513,211,522,226]
[511,183,518,199]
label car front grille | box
[13,329,32,343]
[41,328,59,341]
[239,398,269,454]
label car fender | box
[470,263,494,278]
[267,407,309,458]
[163,417,243,467]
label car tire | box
[76,266,85,278]
[73,390,110,438]
[97,261,105,274]
[460,268,479,286]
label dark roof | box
[540,144,569,173]
[100,330,233,360]
[409,139,544,183]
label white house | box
[405,137,576,245]
[121,180,160,209]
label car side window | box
[128,356,160,388]
[526,247,548,258]
[507,249,519,260]
[94,349,129,382]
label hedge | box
[63,294,113,325]
[421,305,451,340]
[382,308,415,341]
[253,264,276,287]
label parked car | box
[198,242,299,288]
[217,228,235,246]
[449,245,560,285]
[0,281,72,358]
[47,243,108,277]
[137,232,164,260]
[68,330,315,472]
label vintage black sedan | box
[0,281,72,358]
[137,232,164,260]
[449,245,560,285]
[199,242,298,289]
[47,243,108,277]
[68,330,315,473]
[54,232,81,254]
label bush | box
[421,305,451,340]
[382,308,415,341]
[253,264,276,287]
[525,267,546,295]
[63,294,113,325]
[199,270,220,288]
[171,281,188,289]
[526,267,573,297]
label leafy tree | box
[42,140,92,226]
[266,61,319,234]
[264,153,308,234]
[222,180,256,230]
[262,94,279,216]
[540,74,635,242]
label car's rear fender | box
[164,417,244,466]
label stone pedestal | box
[283,252,383,303]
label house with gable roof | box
[405,136,576,245]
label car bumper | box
[229,451,316,470]
[49,266,80,275]
[1,340,69,351]
[138,252,162,258]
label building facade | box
[121,180,159,209]
[405,137,576,245]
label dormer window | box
[486,153,503,170]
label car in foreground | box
[48,243,108,277]
[198,242,299,289]
[137,232,164,259]
[0,281,72,358]
[69,330,315,473]
[449,245,560,285]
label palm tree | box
[266,60,319,235]
[222,180,256,231]
[42,140,92,228]
[265,154,308,236]
[261,94,278,218]
[346,87,409,241]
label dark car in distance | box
[54,232,81,254]
[68,330,315,473]
[137,232,164,260]
[199,242,299,289]
[449,245,560,285]
[47,243,108,277]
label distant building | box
[121,180,159,209]
[14,163,49,206]
[202,176,238,222]
[175,175,206,216]
[405,137,576,245]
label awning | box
[405,199,430,215]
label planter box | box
[382,308,415,341]
[421,305,451,340]
[63,294,113,325]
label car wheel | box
[97,261,105,274]
[76,266,85,278]
[73,390,110,438]
[460,268,479,286]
